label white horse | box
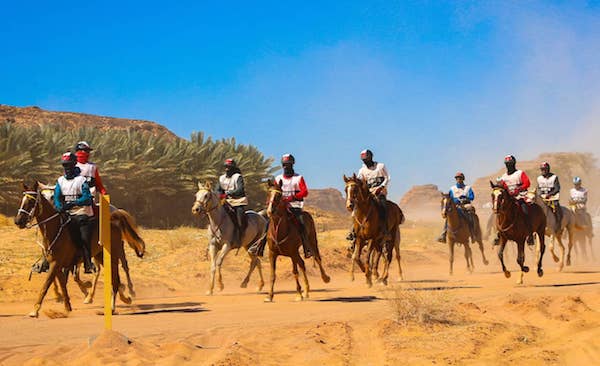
[192,181,268,295]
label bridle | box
[492,188,517,233]
[194,188,220,214]
[345,181,374,232]
[18,189,67,255]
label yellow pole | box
[100,194,112,330]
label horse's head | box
[343,173,366,212]
[490,180,510,214]
[15,182,41,229]
[192,181,218,216]
[440,192,452,219]
[266,178,283,217]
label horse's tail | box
[111,209,146,258]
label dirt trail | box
[1,225,599,365]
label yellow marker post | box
[100,194,112,330]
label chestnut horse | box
[490,182,546,284]
[264,179,330,302]
[14,182,146,317]
[440,193,489,275]
[343,174,404,287]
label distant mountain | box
[0,105,177,139]
[305,188,347,215]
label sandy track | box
[1,225,599,365]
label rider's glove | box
[219,193,227,200]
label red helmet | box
[61,152,77,166]
[504,155,516,164]
[455,172,465,179]
[540,161,550,170]
[281,154,295,165]
[360,149,373,160]
[224,158,236,167]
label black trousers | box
[68,214,94,251]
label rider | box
[275,153,312,258]
[570,177,593,235]
[437,172,476,243]
[357,149,390,238]
[536,161,562,231]
[74,141,107,196]
[53,152,96,273]
[498,155,534,245]
[217,158,248,247]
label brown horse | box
[264,179,330,302]
[490,182,546,284]
[440,193,489,275]
[343,174,404,287]
[14,182,146,317]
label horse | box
[532,192,575,270]
[440,193,489,275]
[14,182,146,317]
[37,184,140,304]
[191,181,268,295]
[343,174,404,287]
[264,179,330,302]
[490,182,546,284]
[570,205,595,262]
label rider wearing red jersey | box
[498,155,534,245]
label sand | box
[0,221,599,365]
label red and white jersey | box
[501,170,530,199]
[76,161,106,195]
[275,173,308,209]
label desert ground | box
[1,214,599,366]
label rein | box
[346,182,375,234]
[20,190,69,255]
[493,191,518,233]
[197,190,226,241]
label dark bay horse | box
[440,193,489,275]
[490,182,546,284]
[343,174,404,287]
[264,179,330,302]
[14,182,146,317]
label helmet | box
[504,155,516,164]
[281,153,295,165]
[61,152,77,166]
[224,158,236,167]
[75,141,93,152]
[360,149,373,160]
[573,176,582,185]
[455,172,465,179]
[540,161,550,170]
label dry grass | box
[386,285,463,326]
[0,213,12,227]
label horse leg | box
[350,238,366,281]
[255,255,265,292]
[297,254,310,299]
[311,243,330,284]
[497,237,510,278]
[549,235,560,263]
[264,252,277,302]
[29,262,58,317]
[464,244,473,273]
[241,251,257,288]
[477,239,489,266]
[379,240,393,286]
[448,240,455,275]
[372,249,381,281]
[394,230,403,281]
[537,229,546,277]
[516,241,529,285]
[120,250,136,298]
[56,268,72,313]
[566,228,574,266]
[215,243,231,292]
[53,277,64,303]
[84,259,102,304]
[554,233,565,272]
[206,242,217,295]
[292,256,303,301]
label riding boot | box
[81,244,95,274]
[292,209,312,258]
[437,220,447,243]
[79,216,96,273]
[235,206,246,247]
[377,195,390,240]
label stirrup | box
[31,257,49,274]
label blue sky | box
[2,1,600,199]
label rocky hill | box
[399,184,442,221]
[0,105,176,139]
[305,188,347,215]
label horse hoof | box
[382,279,388,286]
[504,271,511,278]
[322,275,331,284]
[483,260,489,266]
[295,295,303,302]
[516,280,523,285]
[83,297,93,304]
[206,290,213,296]
[256,284,264,293]
[27,311,39,318]
[552,255,559,263]
[55,296,64,303]
[218,284,224,292]
[82,281,92,288]
[523,266,530,273]
[304,292,310,299]
[240,282,248,289]
[264,297,273,303]
[566,258,571,266]
[120,296,132,305]
[538,268,544,277]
